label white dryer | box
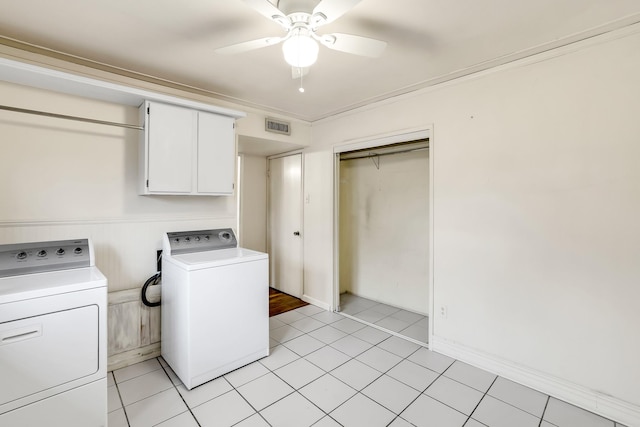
[0,239,107,427]
[162,228,269,389]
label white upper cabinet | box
[197,111,235,194]
[139,101,236,196]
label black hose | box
[141,272,161,307]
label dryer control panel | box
[166,229,237,255]
[0,239,92,278]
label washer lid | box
[168,247,268,270]
[0,267,106,304]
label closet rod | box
[0,105,144,131]
[339,146,428,161]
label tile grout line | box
[111,372,132,427]
[224,365,279,427]
[398,355,471,424]
[338,309,428,348]
[288,295,428,346]
[466,375,499,426]
[157,358,202,427]
[538,395,551,427]
[112,366,182,420]
[341,295,429,341]
[484,383,549,421]
[434,359,550,423]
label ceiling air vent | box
[265,117,291,135]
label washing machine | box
[162,228,269,390]
[0,238,107,427]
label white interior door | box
[268,154,303,297]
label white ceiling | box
[2,0,640,122]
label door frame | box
[332,126,434,346]
[267,150,304,296]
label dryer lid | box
[0,266,106,304]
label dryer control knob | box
[37,250,47,257]
[74,247,83,255]
[56,248,66,256]
[16,251,27,260]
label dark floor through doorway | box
[269,287,308,317]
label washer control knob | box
[37,250,47,257]
[16,251,27,260]
[56,248,65,256]
[184,237,191,243]
[173,238,180,243]
[194,236,200,242]
[74,247,83,255]
[204,235,210,241]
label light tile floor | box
[339,293,428,344]
[108,305,626,427]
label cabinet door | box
[147,102,196,193]
[197,112,235,194]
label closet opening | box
[334,130,432,346]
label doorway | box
[268,153,303,297]
[334,129,432,346]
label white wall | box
[339,150,429,314]
[305,27,640,425]
[0,81,237,290]
[0,80,242,367]
[239,154,267,252]
[0,43,312,368]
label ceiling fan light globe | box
[282,34,319,68]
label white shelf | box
[0,57,245,119]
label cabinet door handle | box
[293,231,300,236]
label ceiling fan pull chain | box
[299,68,305,93]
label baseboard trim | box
[431,336,640,427]
[301,294,331,311]
[108,343,161,372]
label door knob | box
[293,231,300,236]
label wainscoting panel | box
[108,287,161,370]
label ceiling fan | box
[216,0,387,70]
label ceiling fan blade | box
[215,36,285,55]
[319,33,387,57]
[241,0,289,28]
[313,0,363,25]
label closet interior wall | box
[338,144,430,315]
